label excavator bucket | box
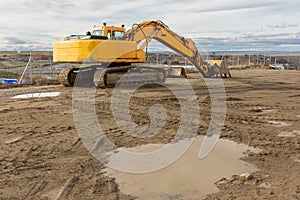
[206,60,231,78]
[167,67,188,78]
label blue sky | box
[0,0,299,51]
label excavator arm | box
[119,20,210,77]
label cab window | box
[92,30,103,36]
[107,30,111,39]
[112,31,124,39]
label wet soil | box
[0,69,299,199]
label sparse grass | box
[30,75,59,85]
[0,70,19,79]
[0,61,28,68]
[229,65,250,70]
[0,71,59,89]
[0,61,50,69]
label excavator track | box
[93,68,108,88]
[93,66,166,88]
[58,66,78,87]
[59,65,97,87]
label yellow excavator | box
[53,20,231,87]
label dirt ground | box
[0,69,299,199]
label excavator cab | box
[91,23,125,40]
[55,22,146,65]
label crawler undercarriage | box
[59,64,166,88]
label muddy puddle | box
[103,136,260,199]
[11,92,60,99]
[278,130,300,137]
[251,107,277,114]
[268,120,291,127]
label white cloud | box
[0,0,299,51]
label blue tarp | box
[0,78,18,84]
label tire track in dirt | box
[0,71,299,199]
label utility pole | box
[50,56,54,79]
[206,49,209,60]
[18,50,32,84]
[248,54,251,66]
[30,50,32,84]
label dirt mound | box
[0,69,299,199]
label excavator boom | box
[119,21,210,77]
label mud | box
[12,92,61,99]
[103,136,259,199]
[0,69,299,199]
